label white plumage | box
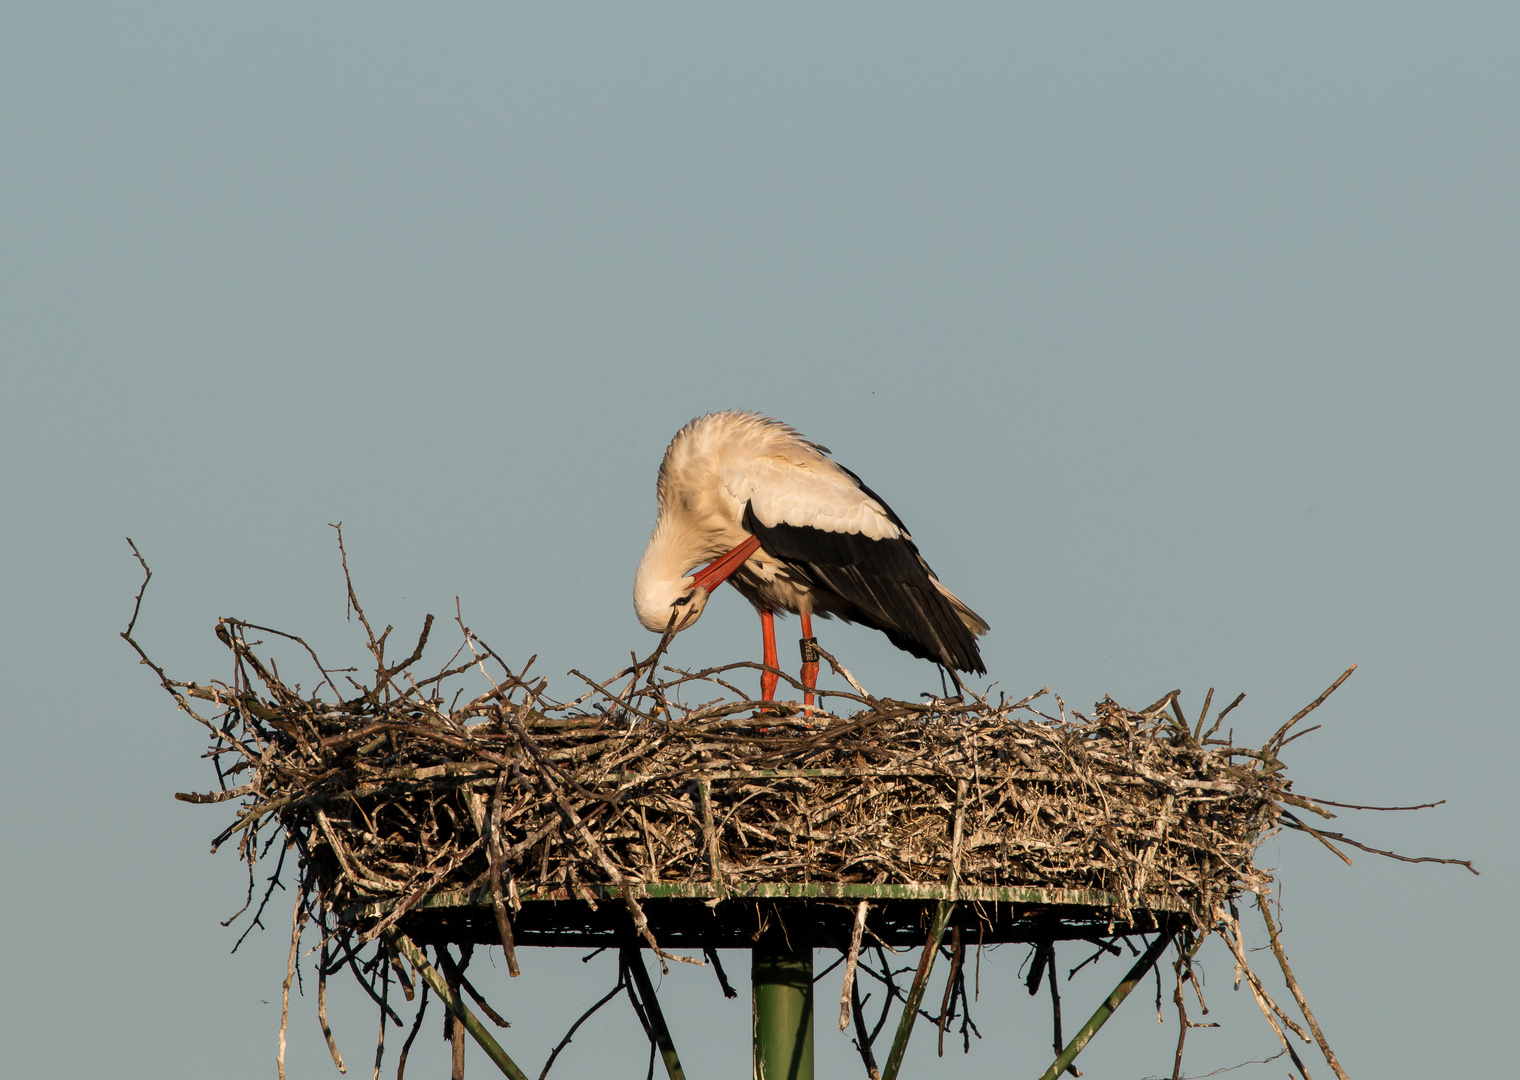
[634,411,987,703]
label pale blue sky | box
[2,5,1515,1078]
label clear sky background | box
[2,5,1515,1078]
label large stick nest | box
[129,535,1475,1079]
[145,553,1360,946]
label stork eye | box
[673,594,692,608]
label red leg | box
[759,609,779,702]
[799,609,818,715]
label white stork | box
[633,411,988,707]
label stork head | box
[633,572,710,634]
[635,519,761,635]
[634,517,716,634]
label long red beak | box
[689,534,762,594]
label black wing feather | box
[742,503,985,675]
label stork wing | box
[720,453,903,541]
[741,504,987,675]
[722,452,986,674]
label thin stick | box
[1256,893,1350,1080]
[319,941,348,1073]
[1268,666,1356,751]
[1046,940,1079,1078]
[539,973,627,1079]
[813,643,877,703]
[396,984,429,1080]
[1192,687,1215,743]
[703,948,738,999]
[937,925,964,1058]
[1304,798,1446,811]
[120,539,217,730]
[840,901,870,1030]
[1170,938,1188,1080]
[697,779,725,899]
[277,900,307,1080]
[1280,812,1354,866]
[1204,692,1245,741]
[487,772,522,976]
[851,980,883,1080]
[1217,910,1313,1078]
[456,969,512,1029]
[372,948,389,1080]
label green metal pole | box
[1036,928,1177,1080]
[382,928,531,1080]
[881,900,953,1080]
[753,920,813,1080]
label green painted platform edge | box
[349,881,1187,922]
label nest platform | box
[372,881,1184,951]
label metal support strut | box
[881,900,954,1080]
[1036,928,1178,1080]
[622,944,688,1080]
[383,928,530,1080]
